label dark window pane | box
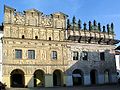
[82,51,88,60]
[28,50,35,59]
[35,36,38,39]
[49,37,51,40]
[15,49,22,59]
[22,35,25,39]
[100,52,105,61]
[73,51,79,60]
[51,51,57,60]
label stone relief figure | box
[14,12,25,25]
[41,49,46,60]
[56,20,63,28]
[29,18,37,26]
[27,29,32,38]
[41,15,52,27]
[45,16,52,26]
[43,50,46,60]
[41,31,46,39]
[5,14,11,23]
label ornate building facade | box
[115,46,120,81]
[2,5,119,88]
[0,26,3,82]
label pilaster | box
[25,75,34,87]
[45,74,53,87]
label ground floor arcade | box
[2,68,117,88]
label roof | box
[4,5,16,11]
[115,51,120,55]
[52,12,68,17]
[115,46,120,50]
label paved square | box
[7,85,120,90]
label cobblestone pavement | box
[7,84,120,90]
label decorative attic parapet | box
[67,17,114,34]
[66,16,119,45]
[4,5,67,29]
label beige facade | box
[2,5,119,88]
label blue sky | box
[0,0,120,41]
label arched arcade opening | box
[53,70,63,86]
[10,69,25,87]
[72,69,84,86]
[34,69,45,87]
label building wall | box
[115,54,120,78]
[2,6,117,87]
[66,43,117,85]
[0,31,3,82]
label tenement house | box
[115,46,120,81]
[2,5,119,88]
[0,25,3,81]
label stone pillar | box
[45,74,53,87]
[111,73,117,83]
[25,75,34,87]
[65,75,73,86]
[84,74,91,85]
[63,74,66,86]
[2,75,10,88]
[98,74,104,84]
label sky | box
[0,0,120,42]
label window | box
[51,51,57,60]
[22,35,25,39]
[49,37,51,41]
[73,51,79,60]
[15,49,22,59]
[82,51,88,60]
[28,50,35,59]
[35,36,38,39]
[100,52,105,61]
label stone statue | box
[67,19,70,29]
[98,23,101,32]
[89,21,92,31]
[78,19,82,30]
[72,16,76,24]
[111,23,114,34]
[93,20,97,26]
[107,24,110,34]
[93,20,97,30]
[83,23,87,30]
[103,26,106,32]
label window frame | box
[28,50,35,59]
[73,51,79,60]
[51,51,57,60]
[100,52,105,61]
[82,51,88,60]
[15,49,22,59]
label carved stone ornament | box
[14,12,25,25]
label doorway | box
[72,69,84,86]
[10,69,25,87]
